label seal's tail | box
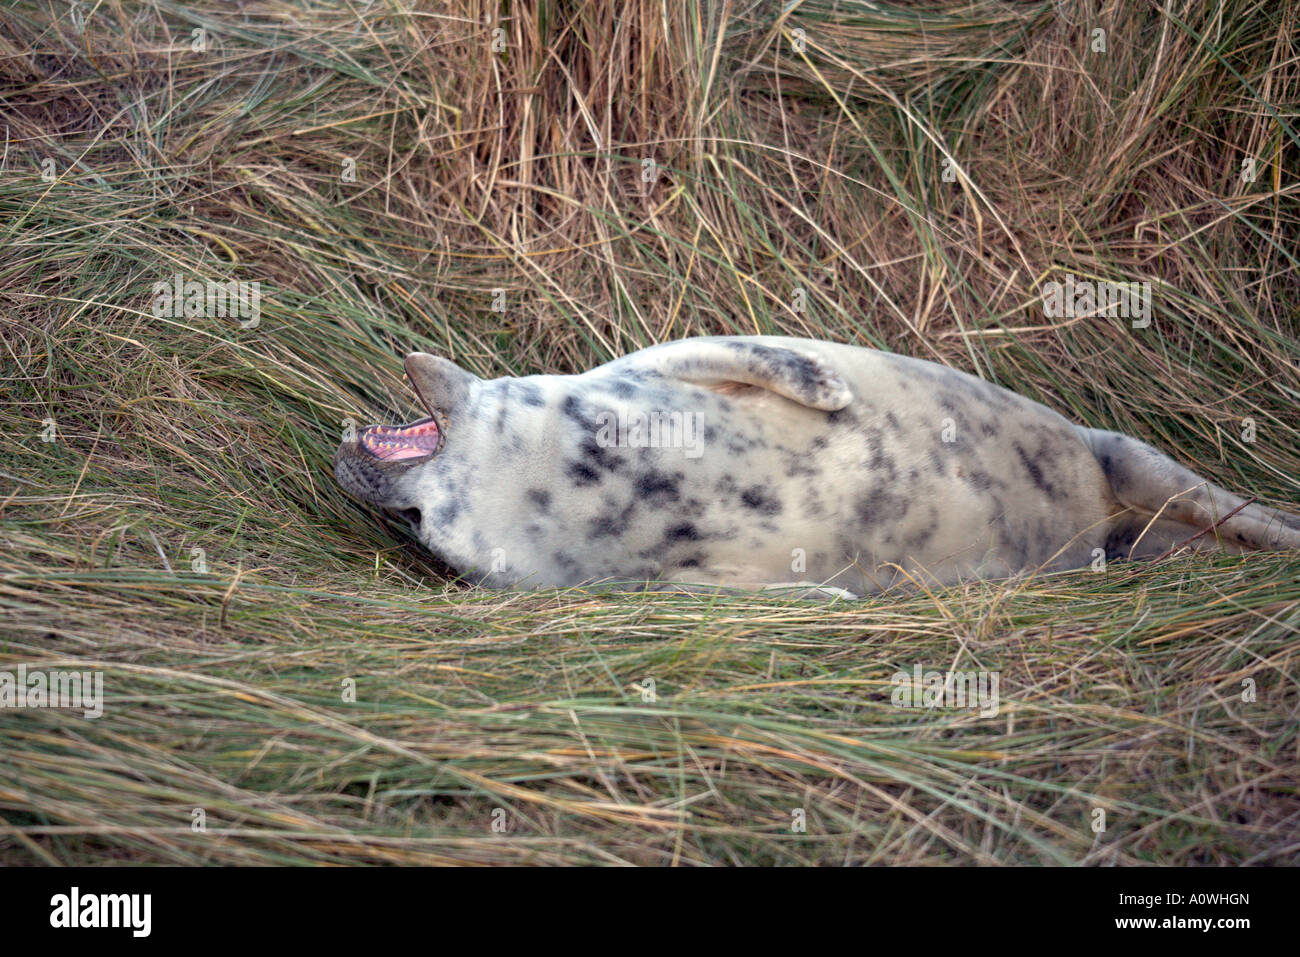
[1076,427,1300,552]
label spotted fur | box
[334,336,1300,597]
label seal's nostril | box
[396,507,421,528]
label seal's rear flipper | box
[1077,427,1300,552]
[629,339,853,411]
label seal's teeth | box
[357,420,439,462]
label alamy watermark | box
[890,664,1000,718]
[595,409,704,459]
[50,887,150,937]
[0,665,103,718]
[151,273,261,328]
[1041,275,1150,328]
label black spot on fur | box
[588,502,636,539]
[580,437,623,473]
[855,487,910,526]
[741,485,782,515]
[783,448,819,478]
[527,488,551,511]
[865,428,897,481]
[1013,441,1061,500]
[568,461,601,486]
[635,469,682,505]
[561,394,589,424]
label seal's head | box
[333,353,477,532]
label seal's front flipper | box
[630,339,853,412]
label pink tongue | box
[360,421,439,461]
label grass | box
[0,0,1297,865]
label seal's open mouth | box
[358,418,440,461]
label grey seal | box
[334,336,1300,598]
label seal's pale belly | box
[334,336,1300,597]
